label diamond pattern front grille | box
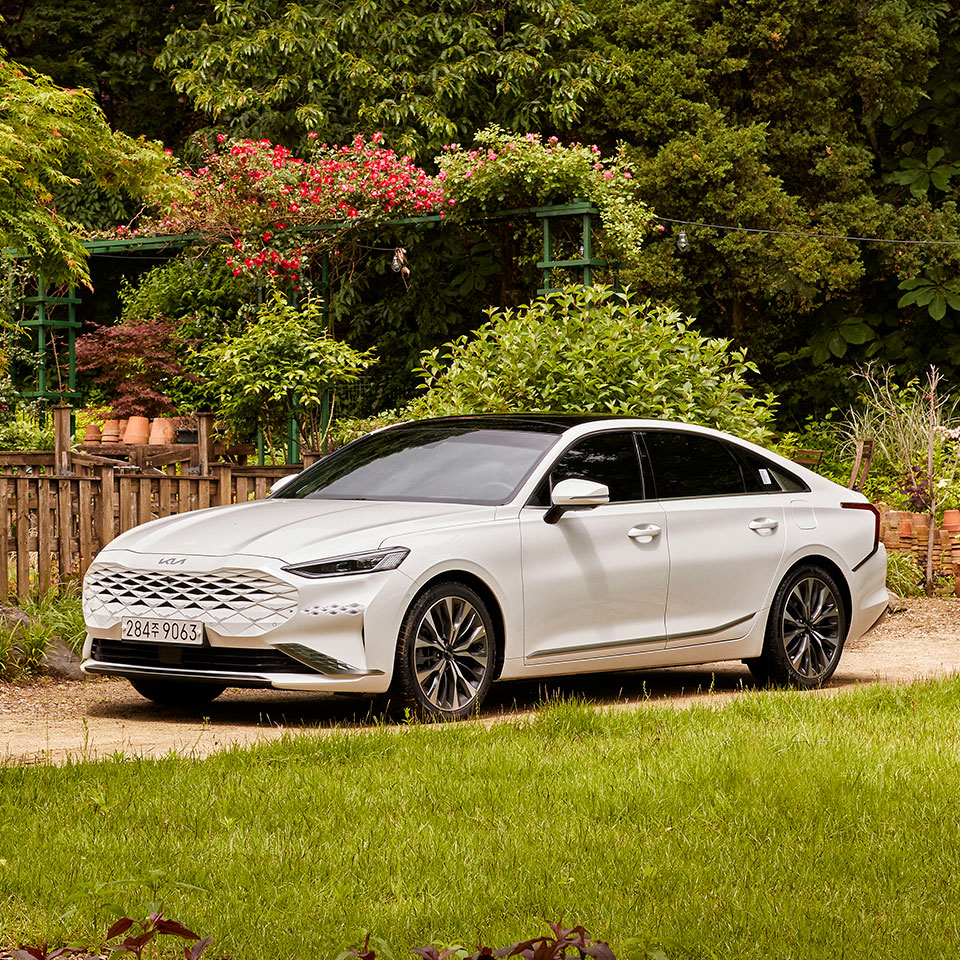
[84,564,299,637]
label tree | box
[0,46,182,285]
[575,0,960,412]
[0,0,207,145]
[157,0,620,155]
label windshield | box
[277,424,561,504]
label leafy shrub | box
[0,404,54,450]
[206,289,376,455]
[374,285,775,442]
[0,587,86,678]
[886,550,925,598]
[75,317,187,417]
[22,586,86,656]
[0,627,14,680]
[74,256,249,416]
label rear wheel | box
[394,582,496,721]
[755,565,848,688]
[129,677,226,705]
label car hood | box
[100,498,496,563]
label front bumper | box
[81,550,412,693]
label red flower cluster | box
[143,134,445,280]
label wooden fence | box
[0,458,309,601]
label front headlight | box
[281,547,410,579]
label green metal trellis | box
[20,276,82,402]
[14,203,612,451]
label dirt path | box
[2,596,958,764]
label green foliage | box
[897,267,960,321]
[398,286,775,442]
[439,127,653,263]
[574,0,960,405]
[115,256,249,412]
[206,289,376,454]
[772,417,849,486]
[0,405,54,450]
[0,0,206,146]
[0,586,84,678]
[886,550,925,597]
[805,304,877,366]
[157,0,617,155]
[334,231,502,414]
[887,146,960,197]
[0,47,185,286]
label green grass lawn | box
[3,678,960,960]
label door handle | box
[628,524,662,543]
[748,517,779,535]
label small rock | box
[42,639,85,681]
[0,606,33,637]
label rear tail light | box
[841,501,880,552]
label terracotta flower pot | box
[148,417,175,445]
[83,423,102,444]
[101,419,120,443]
[118,418,129,442]
[124,415,150,445]
[898,520,914,538]
[943,509,960,533]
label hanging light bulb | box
[676,228,689,253]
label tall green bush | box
[339,286,776,443]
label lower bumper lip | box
[81,661,276,688]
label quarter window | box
[643,431,745,498]
[737,449,808,493]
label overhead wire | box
[652,215,960,246]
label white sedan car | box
[82,416,888,719]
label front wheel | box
[129,677,226,705]
[755,565,848,689]
[393,582,496,721]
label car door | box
[519,430,669,663]
[641,430,787,648]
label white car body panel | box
[518,501,669,660]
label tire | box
[393,582,497,721]
[129,677,226,705]
[743,657,770,686]
[756,564,848,689]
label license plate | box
[120,617,205,645]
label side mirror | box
[269,473,300,495]
[544,477,610,524]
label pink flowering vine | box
[140,134,446,280]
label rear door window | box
[643,431,745,499]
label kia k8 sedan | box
[81,416,888,719]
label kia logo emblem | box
[158,557,186,565]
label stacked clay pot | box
[101,419,120,443]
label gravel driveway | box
[2,596,958,764]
